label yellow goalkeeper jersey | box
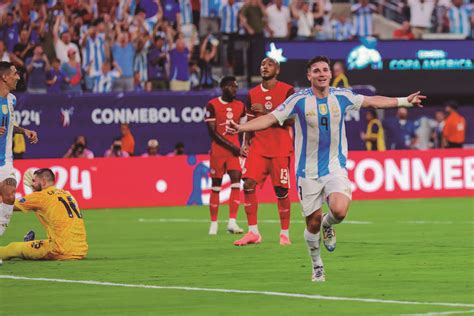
[15,186,88,259]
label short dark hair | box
[220,76,237,88]
[0,61,13,74]
[306,56,331,72]
[34,168,56,183]
[444,100,459,110]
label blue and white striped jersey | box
[179,0,193,25]
[220,2,240,33]
[201,0,221,18]
[331,20,353,41]
[83,34,106,77]
[0,93,16,166]
[92,70,121,93]
[134,41,150,85]
[448,5,472,37]
[351,3,376,37]
[272,88,364,179]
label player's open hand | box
[24,129,39,144]
[407,91,427,108]
[0,126,5,136]
[226,120,240,135]
[23,169,35,189]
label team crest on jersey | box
[264,101,273,110]
[318,104,328,115]
[226,108,234,120]
[1,104,8,115]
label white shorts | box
[0,164,15,182]
[296,170,352,217]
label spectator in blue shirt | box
[112,31,136,92]
[146,34,168,91]
[61,48,83,93]
[383,107,418,150]
[46,57,68,93]
[2,13,20,52]
[168,35,191,91]
[25,45,50,94]
[162,0,180,27]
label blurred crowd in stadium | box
[0,0,472,93]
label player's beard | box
[261,74,275,81]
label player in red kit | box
[205,76,246,235]
[234,58,295,246]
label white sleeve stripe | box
[204,118,216,122]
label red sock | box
[209,191,219,222]
[277,196,291,230]
[229,188,240,219]
[244,190,258,226]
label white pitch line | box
[137,218,373,225]
[400,221,474,225]
[1,275,473,308]
[401,309,474,315]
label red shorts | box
[210,155,242,178]
[242,153,290,188]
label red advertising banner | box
[12,149,473,209]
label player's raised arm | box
[227,113,279,134]
[362,91,427,109]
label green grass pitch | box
[1,197,473,315]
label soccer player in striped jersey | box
[0,62,39,237]
[227,56,426,282]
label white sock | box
[0,203,14,236]
[228,218,237,226]
[248,225,259,234]
[304,229,322,267]
[322,211,341,227]
[280,229,289,237]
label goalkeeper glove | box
[23,169,35,190]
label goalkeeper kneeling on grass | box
[0,168,88,262]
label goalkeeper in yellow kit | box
[0,168,88,261]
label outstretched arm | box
[362,91,426,109]
[13,126,39,144]
[227,113,278,134]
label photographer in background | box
[64,136,95,159]
[104,138,130,158]
[25,45,50,94]
[198,33,219,89]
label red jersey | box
[205,97,246,157]
[247,81,294,157]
